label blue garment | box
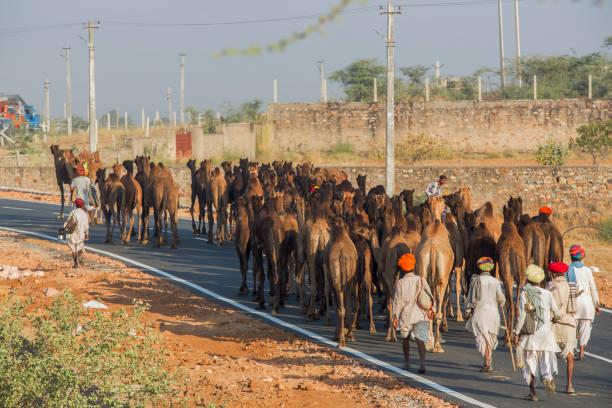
[566,261,583,284]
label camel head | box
[239,157,248,172]
[186,159,196,172]
[122,160,134,175]
[201,159,212,177]
[50,144,60,157]
[507,196,523,223]
[503,205,515,223]
[501,221,519,236]
[459,187,472,210]
[428,196,445,222]
[112,164,122,177]
[330,217,348,238]
[356,174,367,192]
[400,189,414,209]
[221,161,232,174]
[519,214,533,226]
[95,168,106,185]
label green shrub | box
[599,217,612,243]
[0,292,179,407]
[331,141,354,154]
[396,133,444,163]
[535,138,570,166]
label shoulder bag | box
[416,276,435,320]
[519,290,536,335]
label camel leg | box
[295,260,307,312]
[58,182,65,218]
[306,254,319,320]
[336,290,346,348]
[154,207,163,248]
[207,203,214,244]
[347,283,359,342]
[237,246,249,295]
[454,266,464,321]
[253,246,266,309]
[324,263,332,326]
[216,206,224,247]
[170,210,178,249]
[433,278,448,353]
[367,279,376,334]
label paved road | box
[1,197,611,408]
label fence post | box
[425,77,430,103]
[533,75,537,100]
[145,117,150,138]
[15,151,21,167]
[588,74,592,99]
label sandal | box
[567,385,576,395]
[523,394,539,401]
[418,367,426,374]
[543,379,555,396]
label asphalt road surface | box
[1,196,611,408]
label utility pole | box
[167,87,173,127]
[83,21,99,152]
[116,107,119,128]
[273,79,278,103]
[513,0,521,87]
[497,0,506,94]
[141,107,145,129]
[478,76,482,102]
[63,46,72,135]
[373,78,378,102]
[179,52,186,125]
[533,75,537,100]
[44,78,50,140]
[588,74,592,99]
[435,61,440,86]
[318,60,327,102]
[124,111,128,133]
[381,2,401,195]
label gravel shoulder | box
[0,230,455,408]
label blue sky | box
[1,0,610,120]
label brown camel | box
[474,202,501,241]
[187,159,207,235]
[302,207,331,320]
[95,167,126,244]
[378,225,420,342]
[356,174,367,196]
[444,211,465,322]
[465,212,498,289]
[323,218,359,348]
[507,196,546,268]
[533,211,564,277]
[350,224,377,334]
[121,160,142,244]
[235,196,252,295]
[208,168,229,246]
[50,145,77,218]
[142,163,179,249]
[497,207,527,338]
[416,196,454,353]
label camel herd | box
[50,147,565,350]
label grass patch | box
[599,217,612,242]
[331,141,354,154]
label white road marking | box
[584,352,612,364]
[1,225,496,408]
[599,307,612,314]
[2,206,32,211]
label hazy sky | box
[1,0,610,120]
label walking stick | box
[500,306,516,372]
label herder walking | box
[566,245,600,360]
[547,262,578,395]
[61,197,90,268]
[392,253,432,374]
[465,257,506,373]
[70,165,95,225]
[514,264,562,401]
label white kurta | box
[65,208,89,253]
[514,286,562,385]
[465,274,506,359]
[574,264,599,321]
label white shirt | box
[466,274,506,336]
[574,264,599,320]
[514,286,561,352]
[425,181,443,198]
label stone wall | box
[267,99,612,153]
[190,123,256,161]
[2,166,610,217]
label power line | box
[398,0,525,7]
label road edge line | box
[0,225,496,408]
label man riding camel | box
[425,175,446,198]
[465,257,506,373]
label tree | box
[329,59,386,102]
[221,99,263,123]
[400,65,428,86]
[604,35,612,48]
[570,120,612,165]
[535,138,570,166]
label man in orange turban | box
[392,252,431,374]
[539,206,552,215]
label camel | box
[465,213,497,288]
[356,174,367,196]
[235,196,252,296]
[350,224,377,334]
[416,196,454,353]
[444,211,465,322]
[121,160,142,244]
[497,207,527,337]
[507,196,546,268]
[50,145,77,218]
[251,197,284,313]
[378,225,420,342]
[208,168,229,246]
[187,159,207,235]
[302,207,331,320]
[474,202,501,241]
[533,211,564,276]
[323,218,359,348]
[95,167,126,244]
[141,163,179,249]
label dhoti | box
[523,350,558,385]
[577,319,593,348]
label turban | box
[548,262,569,275]
[83,163,89,176]
[397,253,416,272]
[477,257,495,272]
[310,185,320,196]
[539,206,552,215]
[74,198,85,208]
[569,245,585,260]
[525,264,545,283]
[76,166,85,176]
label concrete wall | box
[190,123,256,161]
[267,99,612,152]
[2,166,610,221]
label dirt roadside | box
[0,230,456,408]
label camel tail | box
[429,247,438,288]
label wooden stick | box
[501,305,516,372]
